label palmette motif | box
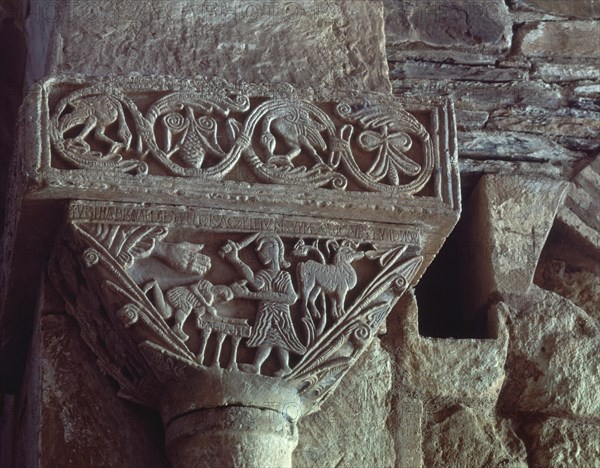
[50,86,434,194]
[49,213,422,412]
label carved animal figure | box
[261,109,328,166]
[59,95,132,154]
[169,281,234,341]
[294,240,364,325]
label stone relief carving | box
[49,85,434,194]
[49,203,422,412]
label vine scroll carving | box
[44,79,444,196]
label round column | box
[164,406,298,468]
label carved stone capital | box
[50,201,422,408]
[8,76,459,467]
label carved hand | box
[213,285,234,303]
[220,240,241,264]
[154,241,211,275]
[230,281,250,297]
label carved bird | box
[59,95,132,154]
[261,109,328,166]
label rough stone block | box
[389,61,527,83]
[294,339,395,468]
[423,405,527,468]
[557,208,600,260]
[455,109,490,131]
[388,48,499,65]
[570,85,600,112]
[459,131,583,164]
[409,1,511,48]
[525,418,600,467]
[503,287,600,418]
[510,0,600,19]
[573,84,600,97]
[408,0,509,49]
[518,21,600,59]
[386,292,508,405]
[469,175,568,300]
[458,159,567,183]
[556,157,600,259]
[531,63,600,82]
[384,0,512,62]
[39,314,169,467]
[535,259,600,322]
[34,0,391,93]
[393,80,564,111]
[487,108,600,139]
[390,394,423,468]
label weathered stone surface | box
[557,207,600,259]
[384,0,512,48]
[40,0,391,93]
[394,80,564,111]
[535,259,600,322]
[574,83,600,97]
[386,291,508,405]
[525,418,600,467]
[557,158,600,258]
[532,63,600,82]
[565,161,600,231]
[294,339,395,468]
[384,0,512,63]
[518,21,600,59]
[40,314,169,467]
[509,9,564,22]
[409,1,511,49]
[510,0,600,19]
[390,61,527,82]
[487,108,600,139]
[556,136,600,153]
[571,85,600,111]
[388,47,498,65]
[382,0,411,44]
[459,159,567,182]
[423,405,527,468]
[469,175,568,303]
[502,286,600,418]
[456,109,490,131]
[389,394,423,468]
[459,131,583,164]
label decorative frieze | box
[20,77,458,224]
[50,83,433,193]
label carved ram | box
[293,239,364,335]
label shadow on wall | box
[0,7,27,238]
[415,207,489,339]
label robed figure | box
[222,234,305,377]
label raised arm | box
[220,240,259,288]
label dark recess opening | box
[415,199,488,339]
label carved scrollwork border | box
[47,81,443,196]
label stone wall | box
[380,1,599,465]
[0,1,598,467]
